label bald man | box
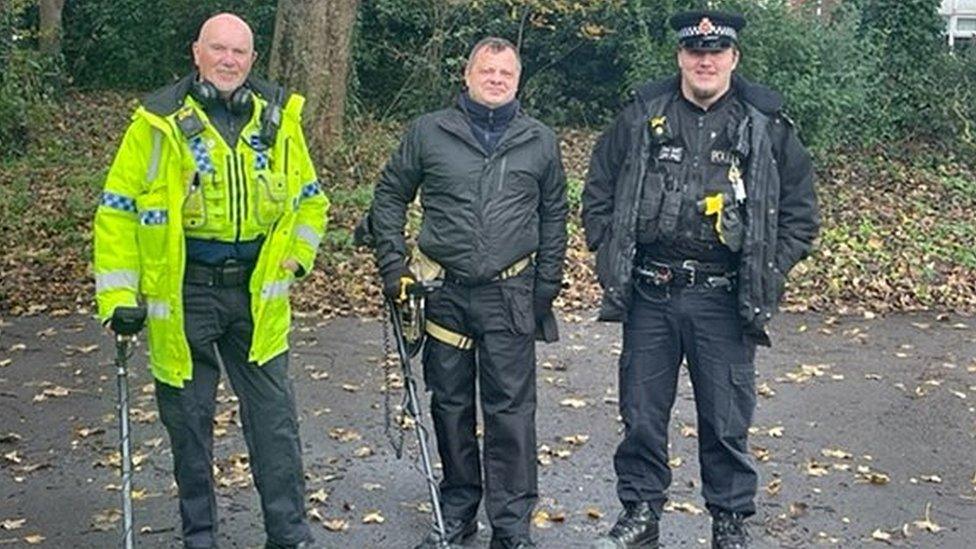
[93,12,328,548]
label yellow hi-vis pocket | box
[255,173,288,226]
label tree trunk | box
[38,0,65,56]
[269,0,360,161]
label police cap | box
[669,10,746,51]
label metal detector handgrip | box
[110,306,147,336]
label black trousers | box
[614,280,758,518]
[422,270,538,541]
[155,282,311,548]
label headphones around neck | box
[189,78,253,115]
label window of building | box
[957,17,976,32]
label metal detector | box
[386,281,459,549]
[109,306,147,549]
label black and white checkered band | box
[677,25,738,40]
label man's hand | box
[281,258,300,273]
[533,279,561,320]
[382,265,415,303]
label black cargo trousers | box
[154,276,312,549]
[614,277,758,519]
[422,267,538,542]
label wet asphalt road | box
[1,311,974,548]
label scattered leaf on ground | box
[913,502,942,533]
[323,518,349,532]
[91,509,121,531]
[308,488,329,504]
[664,501,704,515]
[0,519,25,531]
[821,448,853,460]
[32,386,70,402]
[561,434,589,446]
[328,428,362,443]
[362,511,384,524]
[871,528,892,543]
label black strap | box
[184,261,253,287]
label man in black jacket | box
[583,11,819,549]
[369,37,568,549]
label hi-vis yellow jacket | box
[93,74,329,388]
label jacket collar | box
[438,104,537,156]
[457,92,520,131]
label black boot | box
[265,540,313,549]
[592,502,659,548]
[489,535,536,548]
[413,517,478,549]
[712,510,749,549]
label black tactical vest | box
[636,91,748,266]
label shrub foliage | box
[7,0,962,152]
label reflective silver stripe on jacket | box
[261,280,291,299]
[95,270,139,293]
[146,128,163,182]
[147,300,170,319]
[295,224,322,250]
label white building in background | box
[941,0,976,46]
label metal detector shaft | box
[387,299,450,547]
[115,336,135,549]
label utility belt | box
[184,260,254,287]
[420,253,534,350]
[441,255,534,287]
[634,258,736,289]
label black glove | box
[533,279,561,320]
[382,265,415,302]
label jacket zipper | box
[496,156,508,192]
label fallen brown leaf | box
[323,518,349,532]
[362,511,385,524]
[913,502,941,533]
[0,519,25,531]
[664,501,704,515]
[328,428,362,443]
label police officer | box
[93,13,328,549]
[583,11,819,549]
[369,37,568,549]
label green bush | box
[49,0,976,154]
[0,0,60,159]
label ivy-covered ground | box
[1,92,974,318]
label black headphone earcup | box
[228,86,253,115]
[189,79,219,108]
